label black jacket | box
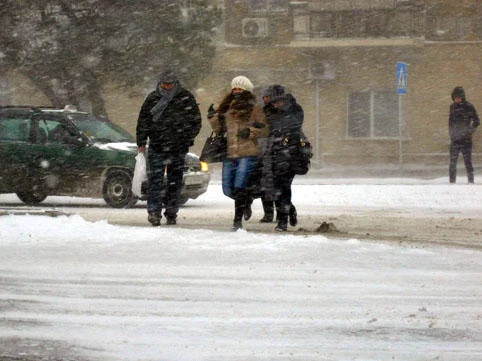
[269,94,304,140]
[261,94,304,199]
[136,87,201,153]
[449,101,479,141]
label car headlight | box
[200,161,209,172]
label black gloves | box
[271,129,282,138]
[237,127,251,139]
[207,104,216,119]
[237,123,264,139]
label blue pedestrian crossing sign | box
[396,62,407,94]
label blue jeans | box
[147,149,185,217]
[222,156,258,199]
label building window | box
[366,10,389,37]
[311,12,335,38]
[339,11,367,38]
[387,10,413,37]
[249,0,286,12]
[303,8,423,39]
[348,90,399,138]
[434,16,475,41]
[250,0,268,12]
[269,0,287,12]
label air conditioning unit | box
[242,18,268,38]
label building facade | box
[205,0,482,169]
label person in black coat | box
[136,70,201,225]
[262,85,304,232]
[449,86,479,183]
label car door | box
[33,114,93,194]
[0,113,34,192]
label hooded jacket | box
[261,93,304,200]
[449,87,480,141]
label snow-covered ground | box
[1,176,481,361]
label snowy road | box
[1,178,482,360]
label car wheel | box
[16,180,48,205]
[103,170,137,208]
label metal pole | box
[315,79,321,166]
[399,94,403,166]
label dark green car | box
[0,106,210,208]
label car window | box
[69,114,134,143]
[0,117,31,142]
[38,119,75,144]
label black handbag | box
[289,131,313,175]
[200,131,227,163]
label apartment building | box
[203,0,482,168]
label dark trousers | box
[449,139,474,183]
[147,149,185,216]
[273,171,295,220]
[262,197,274,217]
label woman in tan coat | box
[208,76,268,231]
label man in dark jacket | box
[449,86,479,183]
[136,70,201,225]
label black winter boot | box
[164,211,177,225]
[147,212,161,227]
[232,188,246,231]
[289,204,297,227]
[244,194,253,221]
[468,172,474,184]
[275,214,288,232]
[259,199,274,223]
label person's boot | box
[232,203,244,231]
[259,214,273,223]
[468,172,474,184]
[232,188,245,231]
[275,214,288,232]
[259,199,274,223]
[289,204,297,227]
[449,168,456,183]
[147,212,161,226]
[244,194,253,221]
[164,213,177,225]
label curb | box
[0,208,70,217]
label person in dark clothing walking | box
[449,86,479,184]
[208,76,268,231]
[136,70,201,226]
[255,86,296,224]
[243,86,277,223]
[257,86,277,223]
[262,85,303,232]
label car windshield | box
[69,114,134,143]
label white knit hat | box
[231,75,254,93]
